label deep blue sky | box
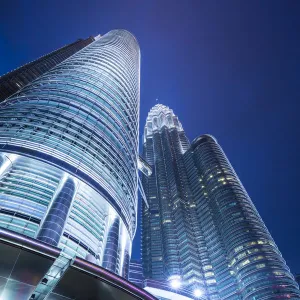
[1,1,300,273]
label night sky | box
[1,1,300,273]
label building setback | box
[0,29,141,299]
[141,104,300,299]
[0,36,94,101]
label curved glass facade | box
[185,134,300,299]
[0,29,140,278]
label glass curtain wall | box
[0,37,94,101]
[0,29,141,278]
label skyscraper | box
[141,104,205,295]
[0,28,140,291]
[141,104,300,299]
[0,37,94,101]
[185,134,300,299]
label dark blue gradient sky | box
[1,0,300,273]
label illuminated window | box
[163,219,171,224]
[240,259,250,267]
[237,252,246,260]
[204,272,214,278]
[229,258,236,267]
[256,264,266,269]
[207,279,216,285]
[235,245,244,253]
[247,248,259,254]
[152,256,162,261]
[247,241,257,246]
[273,271,284,276]
[254,255,264,261]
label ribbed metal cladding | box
[189,135,300,299]
[0,37,94,101]
[0,30,140,239]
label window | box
[254,255,264,261]
[207,279,216,285]
[235,245,244,253]
[240,259,250,267]
[204,272,214,278]
[256,264,266,269]
[237,252,246,260]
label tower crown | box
[144,104,183,142]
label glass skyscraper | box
[0,36,94,101]
[141,104,204,294]
[141,104,300,299]
[0,28,140,284]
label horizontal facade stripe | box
[0,144,131,233]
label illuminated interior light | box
[194,289,204,298]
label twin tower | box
[0,30,298,300]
